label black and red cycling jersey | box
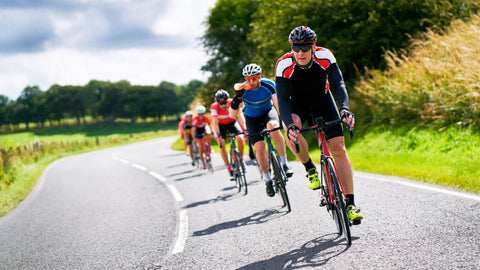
[275,47,349,127]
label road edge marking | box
[172,209,189,254]
[357,172,480,202]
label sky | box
[0,0,217,100]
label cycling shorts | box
[292,92,343,140]
[219,121,243,139]
[245,107,280,145]
[194,126,211,139]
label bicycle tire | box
[234,149,248,195]
[326,158,351,246]
[192,142,201,168]
[270,153,291,212]
[204,143,214,173]
[230,150,241,192]
[320,162,342,235]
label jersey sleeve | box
[275,77,295,127]
[210,103,218,118]
[327,62,349,111]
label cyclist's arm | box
[275,77,294,127]
[271,94,280,116]
[211,116,220,135]
[237,110,246,130]
[327,62,349,112]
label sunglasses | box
[244,75,260,81]
[292,45,312,53]
[219,100,228,105]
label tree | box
[16,85,44,129]
[200,0,261,105]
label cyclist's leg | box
[231,121,245,157]
[218,124,229,166]
[327,136,353,195]
[284,113,310,163]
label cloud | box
[0,0,195,53]
[0,0,216,100]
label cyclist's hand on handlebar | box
[286,124,300,142]
[341,109,355,130]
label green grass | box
[0,122,178,217]
[172,126,480,194]
[347,126,480,193]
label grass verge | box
[172,126,480,194]
[347,126,480,194]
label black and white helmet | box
[289,26,317,44]
[195,105,206,114]
[214,89,229,102]
[242,63,262,77]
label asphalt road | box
[1,136,479,269]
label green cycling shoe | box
[347,205,364,225]
[306,168,320,190]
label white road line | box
[358,172,480,202]
[112,156,189,254]
[116,157,130,165]
[172,209,189,254]
[131,163,147,171]
[168,184,184,202]
[149,171,167,183]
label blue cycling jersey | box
[242,78,276,118]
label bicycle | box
[296,116,354,246]
[221,132,247,195]
[197,134,214,173]
[251,126,291,212]
[191,140,201,168]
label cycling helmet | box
[195,105,206,114]
[214,89,229,102]
[185,110,193,117]
[288,26,317,44]
[242,63,262,77]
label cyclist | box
[230,63,293,197]
[178,113,187,152]
[275,25,363,223]
[182,111,194,165]
[192,105,213,170]
[211,89,246,180]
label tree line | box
[198,0,480,109]
[0,79,204,131]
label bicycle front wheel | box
[234,150,247,195]
[205,143,214,173]
[326,158,351,246]
[271,154,291,212]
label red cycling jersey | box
[192,114,211,128]
[210,99,235,125]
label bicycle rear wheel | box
[271,154,291,212]
[234,150,247,194]
[326,158,351,246]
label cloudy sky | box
[0,0,217,100]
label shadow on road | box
[183,193,237,209]
[237,234,353,269]
[192,209,287,237]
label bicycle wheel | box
[234,150,247,195]
[321,160,342,235]
[204,143,214,173]
[270,154,291,212]
[326,158,351,246]
[192,143,201,168]
[229,150,241,192]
